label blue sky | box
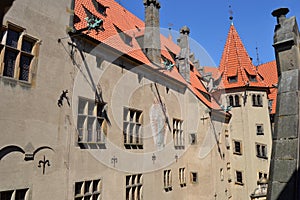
[119,0,300,67]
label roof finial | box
[256,44,260,66]
[229,5,234,25]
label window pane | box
[15,189,27,200]
[22,39,34,53]
[6,29,20,48]
[19,55,32,81]
[0,190,13,200]
[3,50,17,78]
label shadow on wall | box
[268,168,299,199]
[0,0,15,25]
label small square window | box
[190,133,196,145]
[190,172,198,183]
[228,76,237,83]
[233,140,242,155]
[256,124,264,135]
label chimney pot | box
[272,8,289,24]
[180,26,190,35]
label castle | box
[1,0,296,200]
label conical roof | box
[217,24,267,89]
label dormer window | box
[228,76,237,83]
[92,0,108,16]
[114,25,132,46]
[249,75,257,82]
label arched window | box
[229,96,234,107]
[257,95,262,106]
[252,94,257,106]
[234,95,240,107]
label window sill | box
[233,152,242,156]
[174,145,185,150]
[78,141,106,149]
[180,183,186,187]
[235,182,244,186]
[0,75,31,87]
[124,143,143,149]
[253,105,263,107]
[164,186,172,192]
[257,155,268,160]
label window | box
[189,133,196,145]
[126,174,143,200]
[252,94,263,107]
[74,179,102,200]
[190,172,198,184]
[235,171,243,185]
[123,107,143,149]
[228,95,234,107]
[258,172,267,180]
[228,76,237,83]
[256,124,264,135]
[234,95,240,107]
[179,168,186,187]
[0,188,29,200]
[0,23,38,83]
[228,95,240,107]
[173,119,184,149]
[163,170,172,191]
[225,135,230,149]
[268,100,273,113]
[249,75,257,82]
[233,140,242,155]
[77,97,107,148]
[220,168,224,181]
[256,143,267,159]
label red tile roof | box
[73,0,216,109]
[257,60,278,114]
[217,24,268,89]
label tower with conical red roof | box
[212,22,273,200]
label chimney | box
[177,26,191,82]
[143,0,161,64]
[272,8,289,25]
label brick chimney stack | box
[143,0,161,64]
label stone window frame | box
[233,139,242,155]
[123,107,143,149]
[190,171,198,184]
[0,188,29,200]
[235,170,244,185]
[77,97,107,149]
[256,143,268,159]
[256,124,264,135]
[125,174,143,200]
[74,179,102,200]
[228,94,240,107]
[252,94,263,107]
[163,169,172,191]
[179,167,186,187]
[258,172,268,181]
[0,22,39,85]
[189,133,197,145]
[173,118,184,149]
